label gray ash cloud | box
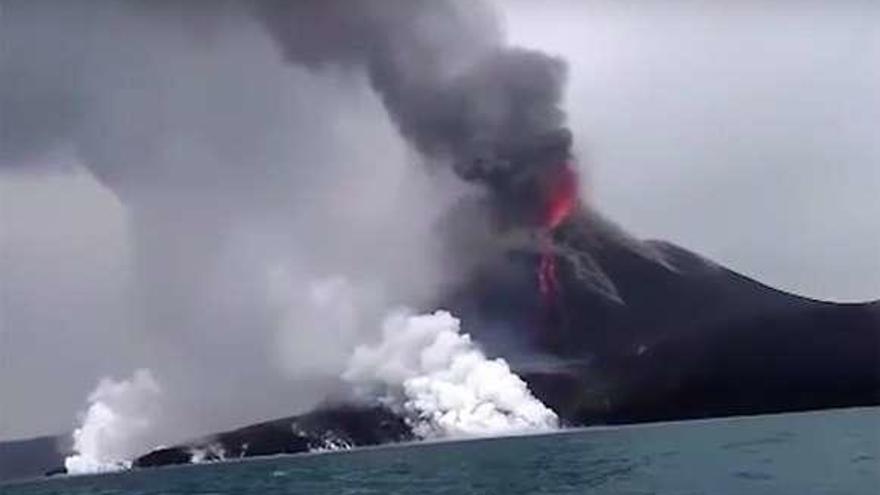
[254,0,573,209]
[1,0,574,213]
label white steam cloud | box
[344,310,558,438]
[64,369,162,475]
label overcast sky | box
[1,1,878,441]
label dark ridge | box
[132,405,413,469]
[0,435,66,482]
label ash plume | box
[254,0,574,225]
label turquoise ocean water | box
[3,407,878,495]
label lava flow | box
[537,164,578,305]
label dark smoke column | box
[254,0,576,227]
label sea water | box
[3,407,878,495]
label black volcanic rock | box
[134,447,192,468]
[133,405,413,469]
[44,466,67,477]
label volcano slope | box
[445,210,880,425]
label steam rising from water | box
[64,369,162,475]
[344,310,558,438]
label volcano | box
[16,214,880,479]
[122,211,879,471]
[444,210,880,424]
[17,212,880,478]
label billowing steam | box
[344,310,558,437]
[64,369,162,475]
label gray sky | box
[1,1,879,441]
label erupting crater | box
[537,163,579,305]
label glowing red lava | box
[538,164,578,305]
[538,248,559,301]
[544,165,578,230]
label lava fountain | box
[537,163,579,305]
